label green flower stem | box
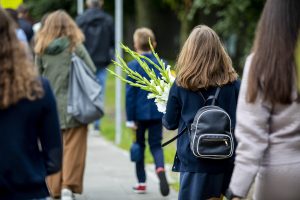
[109,41,173,99]
[107,68,159,94]
[121,44,162,86]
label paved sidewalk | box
[76,133,178,200]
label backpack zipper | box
[202,138,229,146]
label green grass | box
[101,65,178,164]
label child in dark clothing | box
[163,25,240,200]
[126,28,169,196]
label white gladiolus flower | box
[150,80,155,86]
[160,80,165,87]
[168,70,175,83]
[109,42,176,114]
[162,87,170,101]
[147,93,156,99]
[166,65,171,71]
[156,101,167,113]
[155,86,162,94]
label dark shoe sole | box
[157,171,170,196]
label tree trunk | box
[179,15,192,48]
[135,0,152,28]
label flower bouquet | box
[107,42,175,113]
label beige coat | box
[229,55,300,199]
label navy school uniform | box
[0,78,62,200]
[163,80,240,199]
[126,53,165,183]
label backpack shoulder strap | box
[162,88,221,147]
[205,87,221,105]
[162,126,188,147]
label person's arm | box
[162,82,181,130]
[109,17,115,60]
[38,78,62,175]
[229,56,270,198]
[234,79,241,101]
[125,62,137,128]
[75,15,84,28]
[35,55,43,75]
[76,44,97,73]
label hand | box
[126,121,138,130]
[131,123,138,131]
[232,198,241,200]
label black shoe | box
[157,170,170,196]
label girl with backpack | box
[163,25,240,200]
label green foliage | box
[163,0,266,71]
[25,0,132,21]
[202,0,265,70]
[163,0,194,20]
[26,0,77,20]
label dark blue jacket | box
[163,80,240,173]
[126,53,163,121]
[0,78,62,199]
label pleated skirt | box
[178,171,232,200]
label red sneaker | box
[132,183,147,194]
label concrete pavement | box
[75,133,178,200]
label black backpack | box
[162,88,234,159]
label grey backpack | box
[67,53,104,124]
[162,88,234,159]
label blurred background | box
[0,0,265,73]
[0,0,266,191]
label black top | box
[76,8,115,68]
[18,18,34,42]
[163,80,240,173]
[0,78,62,199]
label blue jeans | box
[94,68,107,130]
[135,120,164,183]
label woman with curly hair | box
[35,10,96,200]
[0,7,62,200]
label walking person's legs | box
[62,125,88,193]
[148,120,164,168]
[133,121,147,193]
[148,120,169,196]
[94,68,107,131]
[47,125,88,199]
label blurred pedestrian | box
[5,8,33,60]
[163,25,240,200]
[5,8,28,43]
[0,7,62,200]
[35,10,96,200]
[226,1,300,200]
[126,28,169,196]
[17,4,34,42]
[76,0,114,133]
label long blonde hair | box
[0,8,43,109]
[176,25,238,91]
[35,10,84,55]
